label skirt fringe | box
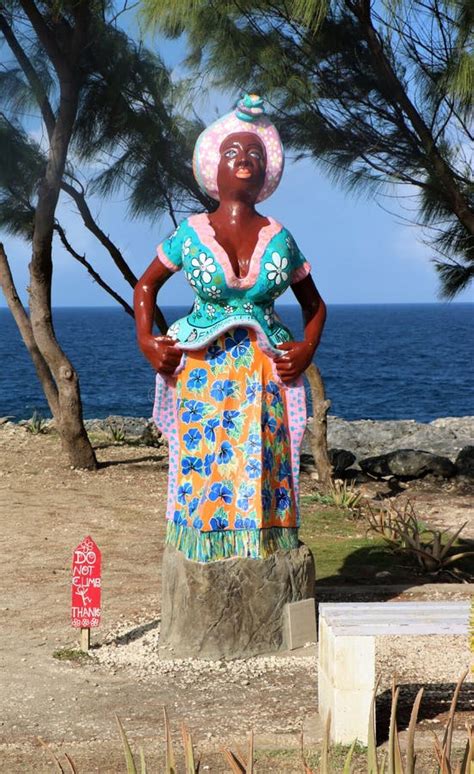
[166,520,299,562]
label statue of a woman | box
[134,95,326,563]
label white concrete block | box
[331,686,374,745]
[317,666,335,729]
[333,634,375,691]
[317,601,469,746]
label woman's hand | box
[275,340,315,383]
[139,335,182,375]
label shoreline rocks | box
[359,449,457,480]
[2,413,473,481]
[307,415,474,481]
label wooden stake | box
[80,627,90,652]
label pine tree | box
[0,1,210,467]
[142,0,474,297]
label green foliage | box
[0,118,44,238]
[0,4,212,268]
[311,479,362,512]
[107,421,126,443]
[299,500,407,584]
[365,500,474,579]
[52,648,91,662]
[24,411,48,435]
[38,685,474,772]
[116,715,147,774]
[143,0,474,297]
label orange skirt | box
[153,327,306,561]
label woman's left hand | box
[275,341,315,383]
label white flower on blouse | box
[243,302,253,313]
[224,305,234,314]
[263,306,274,325]
[206,304,216,318]
[264,251,289,285]
[206,285,221,298]
[167,322,179,337]
[191,252,216,284]
[182,237,192,259]
[185,271,197,288]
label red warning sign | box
[71,536,101,628]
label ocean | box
[1,304,472,422]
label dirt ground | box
[0,424,473,773]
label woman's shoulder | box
[264,219,297,252]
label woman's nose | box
[236,152,251,167]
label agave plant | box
[221,729,254,773]
[107,421,126,443]
[37,667,474,772]
[364,670,472,774]
[116,708,199,774]
[313,479,363,511]
[365,501,474,578]
[25,410,48,435]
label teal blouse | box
[157,213,311,353]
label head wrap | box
[192,94,284,203]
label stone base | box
[159,542,316,660]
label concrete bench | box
[318,601,470,745]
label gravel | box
[92,618,317,685]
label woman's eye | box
[249,150,262,159]
[224,149,238,159]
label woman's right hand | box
[139,335,182,374]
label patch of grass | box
[52,647,91,663]
[299,498,417,585]
[254,743,368,771]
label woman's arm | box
[275,274,327,383]
[133,257,183,374]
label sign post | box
[71,536,101,652]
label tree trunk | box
[0,243,59,418]
[304,363,333,491]
[20,0,97,469]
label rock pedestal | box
[159,543,316,660]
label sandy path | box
[1,425,472,772]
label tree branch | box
[0,9,55,138]
[53,222,135,318]
[18,0,71,81]
[60,179,168,332]
[350,0,474,236]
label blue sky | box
[1,25,473,309]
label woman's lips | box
[235,168,252,179]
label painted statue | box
[134,94,326,562]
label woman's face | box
[216,132,266,202]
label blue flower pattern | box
[204,418,219,442]
[205,344,226,365]
[217,441,233,464]
[177,482,192,504]
[210,379,237,401]
[172,329,300,536]
[187,368,207,390]
[209,483,234,504]
[183,428,202,450]
[224,328,250,359]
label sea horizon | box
[1,304,473,422]
[2,300,472,309]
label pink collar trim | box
[188,212,283,289]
